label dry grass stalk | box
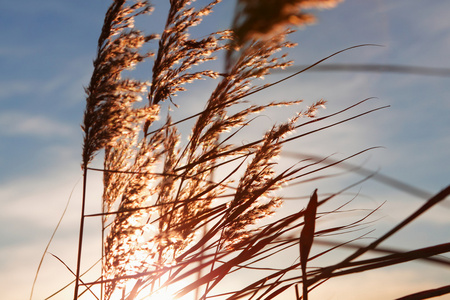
[39,0,449,299]
[231,0,342,44]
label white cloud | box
[0,81,34,99]
[0,167,103,300]
[0,111,75,138]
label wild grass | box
[31,0,450,299]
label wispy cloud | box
[0,45,38,59]
[0,81,34,99]
[0,169,100,300]
[0,111,74,138]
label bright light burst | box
[148,289,175,300]
[109,284,176,300]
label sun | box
[109,286,176,300]
[149,289,176,300]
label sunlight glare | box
[149,289,175,300]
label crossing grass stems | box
[31,1,450,299]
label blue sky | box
[1,1,449,299]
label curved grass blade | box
[299,189,318,300]
[30,177,80,300]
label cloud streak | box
[0,111,75,138]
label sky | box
[1,0,449,299]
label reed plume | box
[36,0,450,299]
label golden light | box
[107,273,198,300]
[148,289,176,300]
[109,285,176,300]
